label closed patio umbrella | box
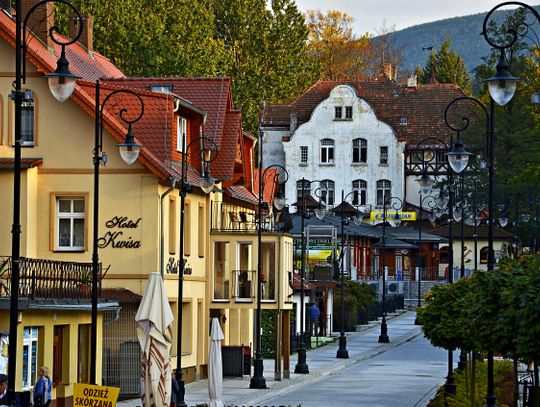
[136,272,174,407]
[208,317,224,407]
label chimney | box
[407,75,418,88]
[290,112,298,132]
[392,65,398,82]
[382,63,392,80]
[21,0,55,50]
[69,13,93,52]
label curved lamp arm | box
[262,164,289,210]
[180,136,219,194]
[98,85,145,165]
[22,0,84,101]
[444,96,490,174]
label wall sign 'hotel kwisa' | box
[97,216,142,249]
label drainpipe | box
[160,177,177,277]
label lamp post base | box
[378,316,390,343]
[444,379,457,396]
[175,371,187,407]
[249,358,267,389]
[414,317,422,325]
[294,348,309,374]
[336,336,349,359]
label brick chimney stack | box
[21,0,55,50]
[382,63,392,80]
[69,13,93,52]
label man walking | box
[308,302,320,337]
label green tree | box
[418,37,470,91]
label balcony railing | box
[0,256,101,300]
[211,202,286,233]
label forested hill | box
[387,5,540,74]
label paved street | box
[258,334,449,407]
[119,311,456,407]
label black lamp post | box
[413,194,437,325]
[378,195,403,343]
[250,163,288,389]
[176,136,218,405]
[91,81,144,384]
[294,178,325,374]
[331,190,361,359]
[413,138,450,326]
[9,1,82,402]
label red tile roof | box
[261,78,467,144]
[0,9,124,81]
[225,185,258,205]
[101,78,241,180]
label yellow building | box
[0,4,294,404]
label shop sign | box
[73,383,119,407]
[369,211,417,221]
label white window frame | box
[380,146,389,165]
[352,138,367,163]
[320,139,335,164]
[22,327,39,390]
[376,179,391,206]
[352,179,367,205]
[320,180,335,207]
[177,116,187,153]
[55,196,86,251]
[300,146,308,164]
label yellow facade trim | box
[39,168,151,174]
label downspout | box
[161,177,177,277]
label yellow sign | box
[74,383,120,407]
[369,211,417,221]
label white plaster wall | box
[275,85,405,210]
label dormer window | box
[335,106,342,119]
[150,84,173,93]
[400,117,408,126]
[334,106,353,120]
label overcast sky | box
[294,0,536,34]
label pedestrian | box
[33,367,52,407]
[308,302,320,336]
[0,374,22,407]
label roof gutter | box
[174,97,207,124]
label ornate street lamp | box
[91,81,144,383]
[176,136,218,405]
[250,163,289,389]
[293,178,326,374]
[377,195,403,343]
[9,1,83,401]
[331,191,361,359]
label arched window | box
[352,138,367,163]
[376,179,391,206]
[352,179,367,205]
[320,180,335,207]
[480,246,489,264]
[320,138,334,163]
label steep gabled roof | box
[261,78,466,144]
[101,78,240,180]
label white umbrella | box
[136,272,174,407]
[208,317,224,407]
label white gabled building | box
[260,76,466,210]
